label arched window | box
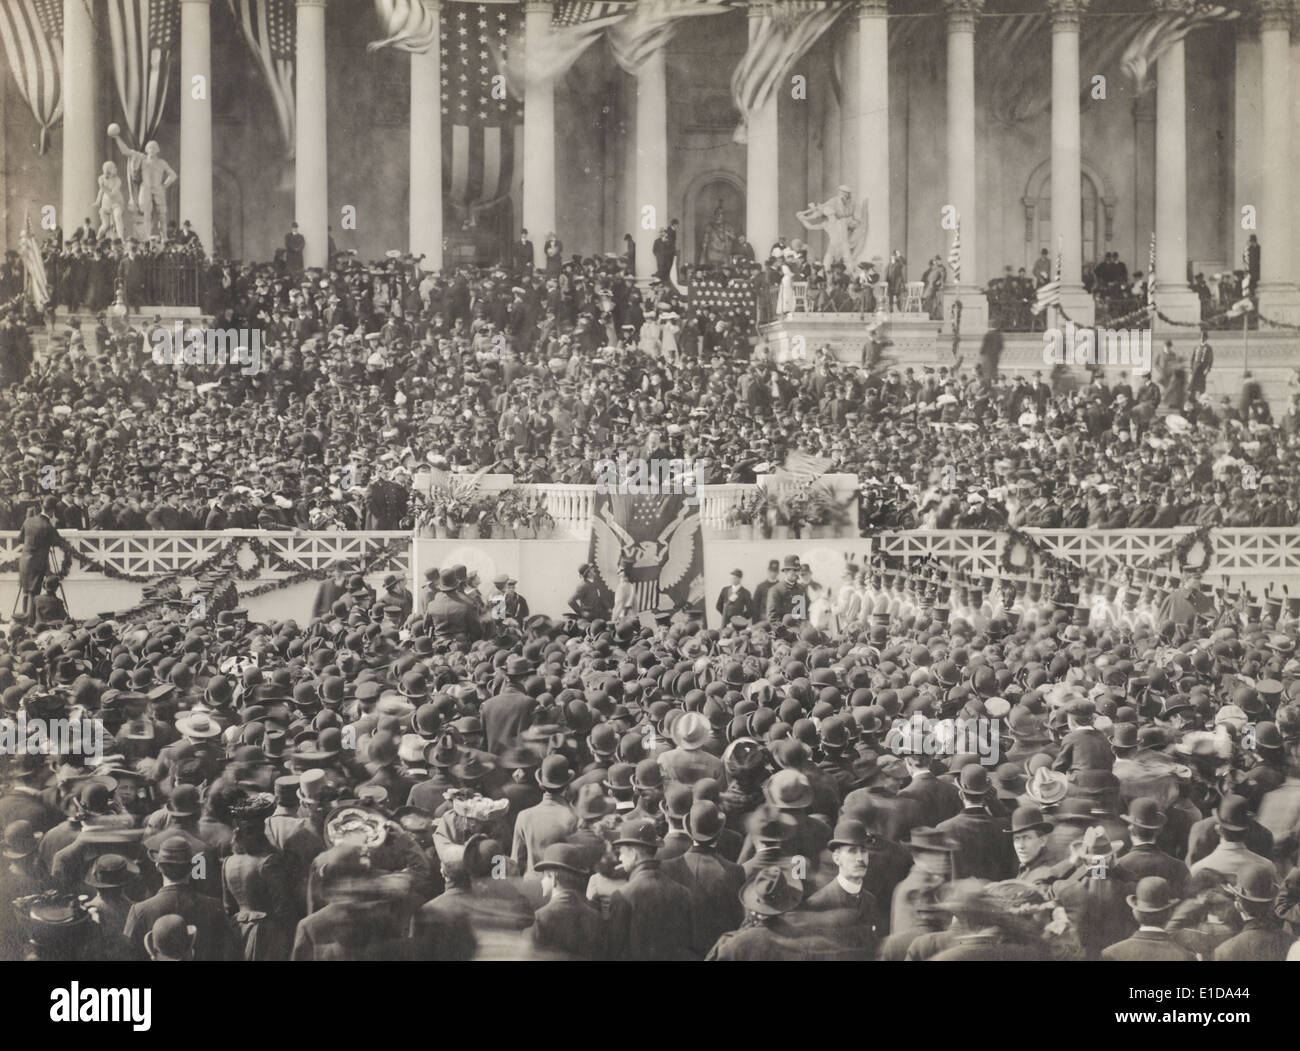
[1034,172,1100,270]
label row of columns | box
[57,0,1299,312]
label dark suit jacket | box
[293,899,411,961]
[1102,928,1198,962]
[124,882,239,961]
[898,773,963,828]
[1114,843,1191,898]
[480,688,537,755]
[660,845,745,958]
[530,890,605,959]
[715,585,754,622]
[936,807,1016,880]
[1051,726,1115,772]
[606,859,695,961]
[1213,920,1294,961]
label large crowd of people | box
[1,229,1297,534]
[3,553,1300,961]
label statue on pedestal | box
[92,161,127,242]
[796,185,868,269]
[107,123,178,240]
[698,202,736,267]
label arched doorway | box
[683,171,745,267]
[1023,160,1113,276]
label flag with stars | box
[442,1,523,222]
[687,272,756,324]
[229,0,295,155]
[589,492,703,618]
[0,0,63,153]
[107,0,181,149]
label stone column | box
[1048,0,1094,323]
[1232,18,1260,271]
[179,0,214,254]
[942,0,988,333]
[1258,0,1300,319]
[1152,1,1202,327]
[857,0,889,265]
[633,49,668,283]
[409,0,442,270]
[294,0,329,269]
[522,0,556,267]
[746,2,779,259]
[62,0,97,241]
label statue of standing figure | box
[796,185,869,269]
[93,161,127,242]
[699,202,736,267]
[107,123,178,240]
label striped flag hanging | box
[1120,3,1238,93]
[369,0,441,54]
[229,0,295,156]
[19,213,49,310]
[441,2,524,223]
[731,1,842,144]
[947,218,961,283]
[0,0,63,153]
[1147,231,1156,307]
[608,0,727,75]
[1032,238,1063,316]
[107,0,180,149]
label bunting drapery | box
[107,0,180,149]
[228,0,296,156]
[0,0,62,153]
[730,1,843,145]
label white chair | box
[903,281,925,313]
[790,281,809,313]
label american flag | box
[947,218,960,283]
[553,1,630,27]
[731,0,842,143]
[19,213,49,310]
[107,0,180,148]
[1120,4,1238,93]
[608,0,727,75]
[441,2,523,222]
[0,0,63,153]
[229,0,295,155]
[589,493,703,615]
[686,273,755,320]
[369,0,440,54]
[1032,237,1062,316]
[1147,230,1156,307]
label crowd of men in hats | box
[4,532,1300,961]
[4,243,1298,533]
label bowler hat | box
[612,817,660,849]
[1126,876,1178,914]
[1215,793,1251,832]
[685,801,726,843]
[1009,805,1052,836]
[1227,861,1278,903]
[144,914,197,961]
[85,853,139,888]
[535,842,591,877]
[154,835,195,868]
[828,817,878,850]
[2,820,42,859]
[1123,797,1166,832]
[536,754,574,790]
